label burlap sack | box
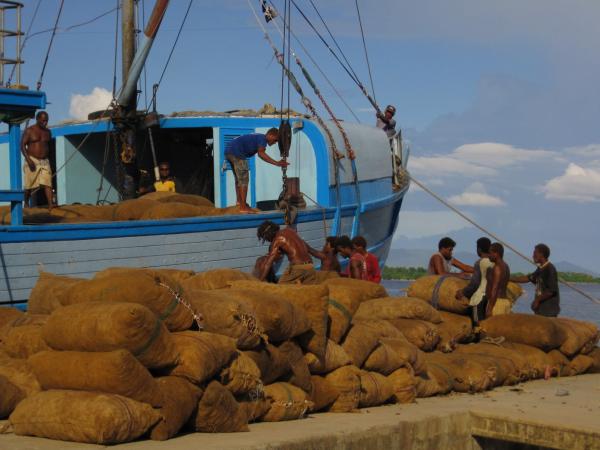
[0,375,25,419]
[363,341,408,376]
[327,284,363,343]
[184,269,256,291]
[168,331,237,385]
[1,324,50,358]
[157,193,214,207]
[219,289,311,343]
[262,382,313,422]
[10,390,160,444]
[6,314,48,328]
[555,318,600,357]
[500,343,553,379]
[278,341,312,392]
[370,336,426,375]
[308,375,340,412]
[341,323,382,367]
[567,354,594,376]
[415,363,453,397]
[388,367,417,404]
[322,277,387,300]
[354,297,443,323]
[407,275,470,314]
[112,198,159,221]
[357,319,404,339]
[187,290,263,349]
[455,343,530,383]
[324,365,361,412]
[229,281,329,360]
[238,395,272,423]
[94,266,196,284]
[140,202,213,220]
[388,319,441,351]
[150,376,203,441]
[480,313,566,351]
[423,352,496,393]
[547,350,571,377]
[436,311,474,353]
[578,322,600,354]
[29,349,163,406]
[28,272,87,314]
[588,347,600,373]
[0,356,40,396]
[140,191,177,201]
[42,302,177,369]
[220,352,263,396]
[0,307,24,330]
[66,270,193,332]
[192,381,249,433]
[358,370,394,407]
[304,340,351,374]
[244,343,290,385]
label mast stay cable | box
[410,175,600,306]
[36,0,64,91]
[354,0,376,104]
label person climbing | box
[428,237,473,276]
[352,236,381,283]
[336,235,367,280]
[485,242,511,318]
[256,220,317,284]
[511,243,560,317]
[456,237,494,326]
[225,128,288,213]
[308,236,341,274]
[21,111,53,210]
[376,105,397,139]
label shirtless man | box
[428,237,473,276]
[256,220,317,284]
[485,242,511,318]
[336,235,367,280]
[308,236,341,274]
[21,111,53,210]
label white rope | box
[409,175,600,306]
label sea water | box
[382,280,600,326]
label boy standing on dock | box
[21,111,54,210]
[225,128,288,213]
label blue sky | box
[11,0,600,272]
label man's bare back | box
[270,228,312,265]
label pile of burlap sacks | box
[0,192,243,225]
[0,269,599,445]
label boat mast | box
[121,0,136,112]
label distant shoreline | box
[382,266,600,284]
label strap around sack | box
[431,275,450,309]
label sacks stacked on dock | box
[2,268,599,445]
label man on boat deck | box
[308,236,341,275]
[511,243,560,317]
[21,111,54,210]
[456,237,494,326]
[376,105,397,139]
[352,236,382,283]
[256,220,318,284]
[485,242,511,318]
[150,162,183,193]
[336,235,368,280]
[428,237,474,276]
[225,128,288,214]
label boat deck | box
[1,374,599,450]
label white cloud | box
[409,155,496,178]
[69,87,112,121]
[542,163,600,202]
[448,182,506,207]
[394,210,472,239]
[453,143,557,168]
[566,144,600,159]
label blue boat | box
[0,1,410,307]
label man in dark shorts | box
[511,243,560,317]
[256,220,317,284]
[225,128,287,213]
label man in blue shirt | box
[225,128,288,213]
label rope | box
[145,0,193,113]
[354,0,376,104]
[6,0,41,86]
[96,130,112,205]
[36,0,65,91]
[409,175,600,306]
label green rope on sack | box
[133,318,162,357]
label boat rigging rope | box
[410,175,600,306]
[36,0,65,91]
[145,0,193,113]
[354,0,376,105]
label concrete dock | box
[1,374,599,450]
